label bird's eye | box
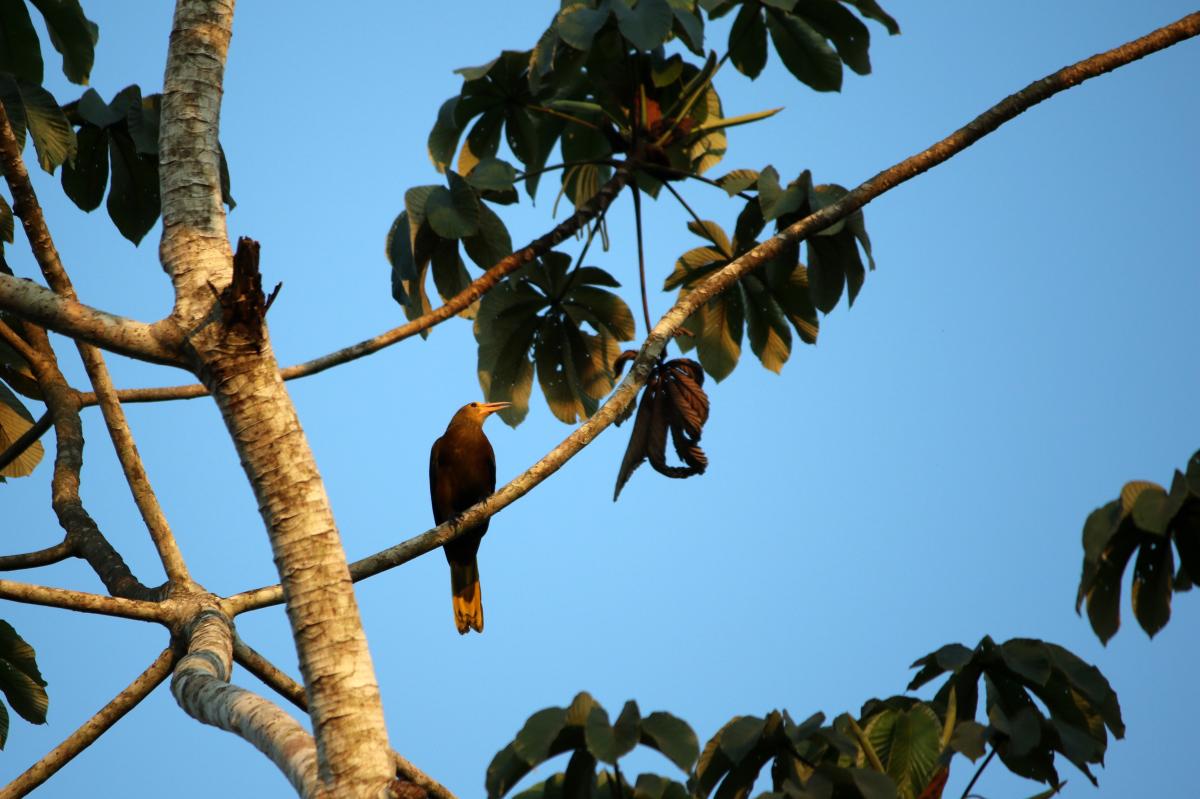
[470,402,478,408]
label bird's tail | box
[450,559,484,634]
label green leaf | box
[686,219,732,255]
[613,700,641,760]
[861,704,941,799]
[13,80,76,172]
[614,0,673,51]
[728,2,768,79]
[696,293,742,382]
[1131,483,1170,535]
[467,157,519,197]
[764,8,842,92]
[717,715,764,764]
[429,97,464,173]
[0,382,44,478]
[763,259,818,344]
[848,767,897,799]
[1131,534,1173,637]
[30,0,97,85]
[431,238,476,318]
[640,712,698,773]
[585,705,622,764]
[844,0,900,36]
[716,169,758,196]
[949,720,988,761]
[463,202,514,270]
[558,4,612,51]
[487,744,530,799]
[741,277,791,373]
[515,707,570,765]
[476,277,546,426]
[563,746,598,799]
[795,0,871,75]
[425,173,481,239]
[61,122,108,211]
[459,108,505,176]
[0,695,9,749]
[0,621,47,725]
[564,285,636,341]
[0,0,43,83]
[669,0,705,55]
[106,128,159,244]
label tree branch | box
[223,10,1200,616]
[79,162,635,407]
[0,578,165,621]
[171,611,320,798]
[0,272,183,367]
[0,539,73,572]
[0,94,193,588]
[233,637,458,799]
[0,646,176,799]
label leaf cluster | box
[1076,451,1200,642]
[486,691,698,799]
[386,171,515,325]
[703,0,899,90]
[908,636,1123,788]
[474,252,634,426]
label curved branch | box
[172,612,319,798]
[223,10,1200,616]
[233,637,458,799]
[81,163,635,407]
[0,91,192,588]
[0,579,165,622]
[0,539,73,572]
[0,646,176,799]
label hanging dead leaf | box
[613,355,710,500]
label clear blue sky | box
[3,3,1198,797]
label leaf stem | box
[630,183,652,335]
[959,747,995,799]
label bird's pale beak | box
[479,401,511,415]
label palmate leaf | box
[30,0,98,85]
[0,380,44,478]
[1076,456,1200,642]
[860,703,941,799]
[907,636,1122,789]
[476,254,632,427]
[0,619,48,748]
[487,693,696,799]
[666,217,817,380]
[0,75,75,173]
[0,0,43,84]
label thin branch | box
[77,346,192,585]
[83,163,636,407]
[0,578,165,622]
[172,612,320,798]
[232,637,459,799]
[0,89,191,587]
[0,540,73,571]
[0,410,50,474]
[662,180,711,240]
[959,748,996,799]
[0,318,39,364]
[0,646,176,799]
[224,11,1200,616]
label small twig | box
[959,748,996,799]
[0,646,176,799]
[0,578,165,622]
[0,539,73,571]
[0,410,51,474]
[662,181,722,252]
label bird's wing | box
[429,435,447,524]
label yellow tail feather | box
[450,559,484,634]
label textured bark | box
[172,613,320,797]
[158,1,394,794]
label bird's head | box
[452,401,511,426]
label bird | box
[429,401,510,634]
